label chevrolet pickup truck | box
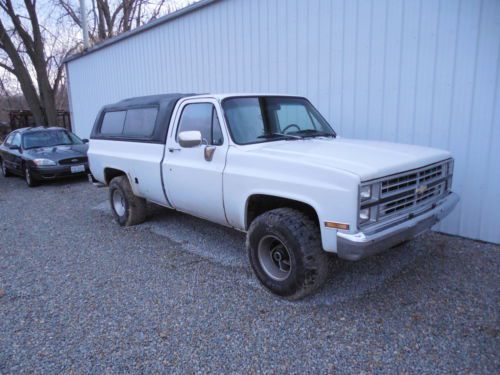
[88,93,459,299]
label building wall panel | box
[67,0,500,243]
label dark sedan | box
[0,127,89,187]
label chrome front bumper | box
[337,192,460,261]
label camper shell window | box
[90,93,193,143]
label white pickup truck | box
[88,93,459,299]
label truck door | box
[163,98,229,225]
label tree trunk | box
[0,18,45,125]
[1,0,59,126]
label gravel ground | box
[0,176,498,374]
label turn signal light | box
[324,221,350,230]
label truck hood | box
[251,137,451,181]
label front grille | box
[378,180,446,219]
[381,173,418,195]
[381,163,444,198]
[360,160,452,228]
[59,157,88,165]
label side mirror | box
[9,144,20,150]
[82,139,89,144]
[178,131,202,148]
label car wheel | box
[108,176,147,226]
[24,166,39,187]
[1,160,12,177]
[247,208,329,300]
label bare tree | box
[0,0,76,125]
[58,0,198,45]
[0,0,199,127]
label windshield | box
[23,130,83,149]
[221,96,336,144]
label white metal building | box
[65,0,500,244]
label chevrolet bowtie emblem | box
[416,185,428,194]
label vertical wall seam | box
[380,0,389,138]
[328,0,334,122]
[295,0,299,94]
[428,0,442,146]
[353,0,360,137]
[446,0,462,151]
[283,3,290,92]
[366,0,374,137]
[395,1,406,142]
[458,0,484,236]
[410,0,423,143]
[340,0,345,129]
[317,0,322,103]
[477,7,499,238]
[306,1,310,95]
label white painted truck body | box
[89,94,459,259]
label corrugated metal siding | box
[67,0,500,244]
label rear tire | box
[24,166,39,187]
[247,208,329,300]
[1,160,12,177]
[109,176,147,226]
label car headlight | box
[359,207,370,222]
[33,158,56,166]
[360,185,371,201]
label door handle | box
[204,146,216,161]
[168,147,181,152]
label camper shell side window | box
[96,105,159,141]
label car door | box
[1,132,21,174]
[163,98,229,225]
[8,133,23,175]
[0,133,14,168]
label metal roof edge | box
[64,0,220,64]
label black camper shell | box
[91,93,195,143]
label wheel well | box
[246,194,319,229]
[104,168,126,185]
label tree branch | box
[0,61,16,75]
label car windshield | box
[23,130,83,149]
[221,96,336,145]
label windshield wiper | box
[257,132,302,140]
[292,129,336,138]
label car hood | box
[251,137,451,181]
[24,144,88,162]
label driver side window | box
[12,133,21,147]
[4,133,14,145]
[177,103,224,146]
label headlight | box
[359,182,380,227]
[359,207,370,222]
[33,158,56,166]
[360,185,371,201]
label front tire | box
[25,166,39,187]
[1,160,12,177]
[108,176,147,226]
[247,208,329,300]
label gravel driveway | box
[0,176,498,374]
